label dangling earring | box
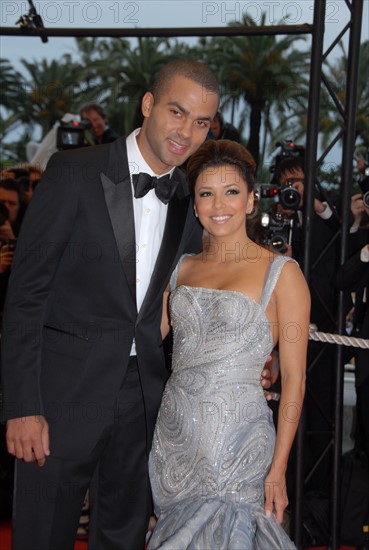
[194,206,198,218]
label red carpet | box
[0,520,88,549]
[0,521,357,550]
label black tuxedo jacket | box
[0,137,202,458]
[291,210,342,331]
[336,245,369,387]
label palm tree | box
[1,38,191,161]
[319,40,369,150]
[0,58,28,142]
[201,13,309,166]
[1,55,86,161]
[74,36,176,135]
[74,37,131,107]
[0,59,25,112]
[117,36,176,132]
[3,55,83,138]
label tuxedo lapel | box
[100,139,136,304]
[137,170,191,323]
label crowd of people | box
[264,154,369,534]
[0,163,43,519]
[0,59,367,549]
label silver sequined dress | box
[148,254,297,549]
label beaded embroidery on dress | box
[148,254,297,549]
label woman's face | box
[194,164,253,239]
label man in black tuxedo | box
[0,60,220,550]
[337,237,369,459]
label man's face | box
[81,109,107,138]
[0,188,20,224]
[137,75,219,175]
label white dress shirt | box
[126,129,174,353]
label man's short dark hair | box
[274,157,305,185]
[79,102,107,119]
[151,60,220,103]
[0,178,21,197]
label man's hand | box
[314,198,328,214]
[0,244,15,274]
[6,415,50,467]
[0,220,15,242]
[261,353,280,401]
[350,193,365,220]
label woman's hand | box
[264,469,288,523]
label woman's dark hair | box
[186,139,256,196]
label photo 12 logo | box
[201,2,304,24]
[201,1,340,24]
[1,2,140,25]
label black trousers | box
[12,357,152,550]
[355,373,369,458]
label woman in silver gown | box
[148,139,310,549]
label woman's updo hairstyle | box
[186,139,256,196]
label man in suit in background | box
[1,60,220,550]
[337,235,369,460]
[273,157,343,495]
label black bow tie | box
[132,172,178,204]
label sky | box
[1,0,368,66]
[1,0,368,169]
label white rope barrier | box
[308,324,369,349]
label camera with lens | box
[260,211,292,253]
[259,182,301,210]
[56,119,93,150]
[274,140,305,167]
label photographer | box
[264,154,344,497]
[0,179,22,520]
[337,232,369,457]
[79,102,120,145]
[1,164,43,222]
[208,111,241,143]
[0,179,22,314]
[273,157,339,256]
[259,155,339,254]
[350,152,369,236]
[0,178,22,238]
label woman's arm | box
[160,285,171,340]
[264,261,310,523]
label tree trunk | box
[247,100,264,167]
